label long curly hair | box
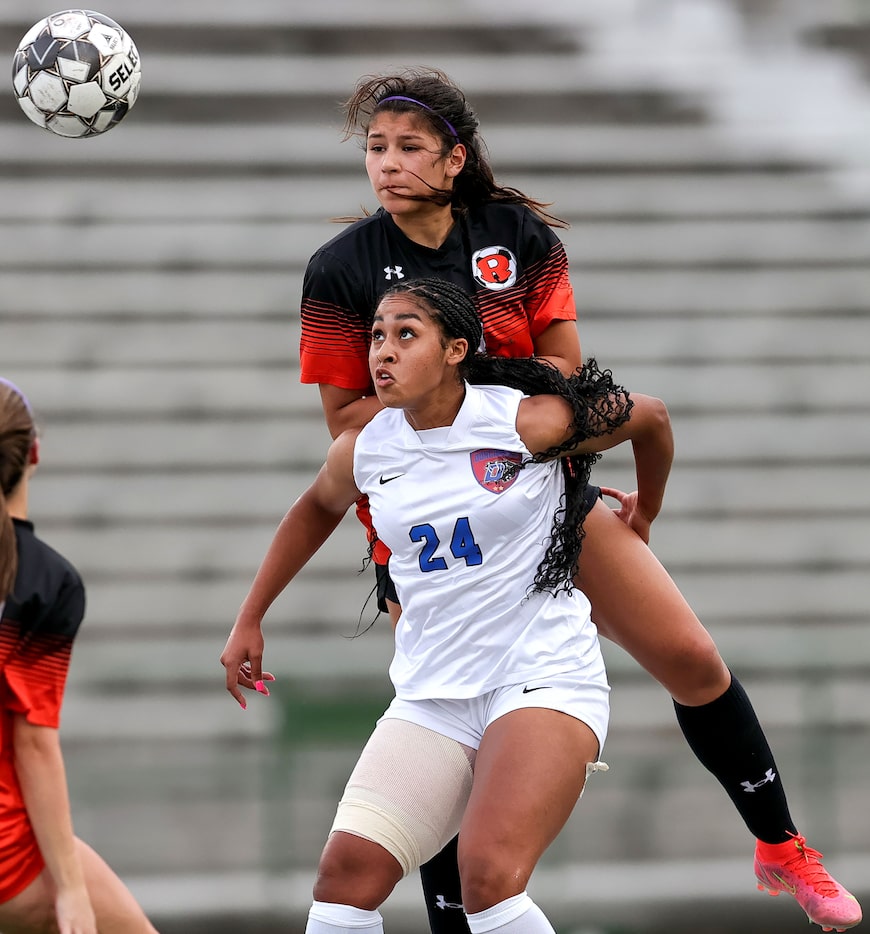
[377,278,633,594]
[342,67,568,227]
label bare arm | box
[220,430,362,707]
[13,716,96,933]
[518,392,673,524]
[532,319,582,377]
[319,384,385,439]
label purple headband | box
[378,95,460,142]
[0,378,32,417]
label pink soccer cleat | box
[755,833,862,932]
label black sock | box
[673,673,798,844]
[419,835,469,934]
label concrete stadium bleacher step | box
[5,265,870,317]
[32,556,870,635]
[18,56,701,128]
[6,360,867,420]
[0,60,701,129]
[6,213,870,270]
[27,514,870,617]
[6,313,870,368]
[3,170,870,221]
[20,461,870,526]
[806,17,870,81]
[0,123,832,173]
[60,623,870,703]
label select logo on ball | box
[11,9,142,138]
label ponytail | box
[0,379,36,601]
[0,490,16,601]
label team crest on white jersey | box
[470,449,523,493]
[471,246,518,291]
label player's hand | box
[599,486,653,544]
[54,884,97,934]
[220,618,275,710]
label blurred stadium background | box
[2,0,870,930]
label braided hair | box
[378,278,633,594]
[342,67,567,227]
[0,380,36,599]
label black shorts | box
[375,560,399,614]
[373,484,602,614]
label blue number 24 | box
[409,517,483,572]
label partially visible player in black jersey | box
[297,69,861,934]
[0,378,158,933]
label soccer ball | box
[11,9,141,138]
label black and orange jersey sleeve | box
[299,235,377,391]
[0,521,85,729]
[523,241,576,339]
[516,209,576,339]
[2,626,75,729]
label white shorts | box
[329,659,610,875]
[381,658,610,754]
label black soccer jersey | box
[0,519,85,899]
[1,519,85,728]
[299,202,576,390]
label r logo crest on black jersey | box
[471,246,518,291]
[470,449,523,493]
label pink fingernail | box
[255,680,269,696]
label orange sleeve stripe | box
[1,626,71,729]
[300,299,372,389]
[523,248,577,339]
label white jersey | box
[353,383,602,700]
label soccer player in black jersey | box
[295,68,861,933]
[0,378,158,933]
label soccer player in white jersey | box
[221,277,675,934]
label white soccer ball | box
[11,9,141,138]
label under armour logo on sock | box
[435,894,464,911]
[741,768,777,792]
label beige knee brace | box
[330,718,475,876]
